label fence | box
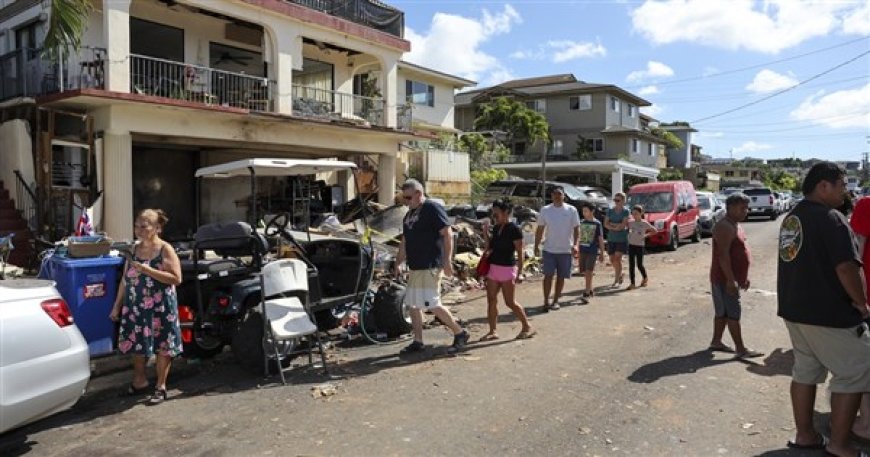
[288,0,404,37]
[13,170,39,233]
[292,85,385,126]
[130,54,274,110]
[0,46,106,101]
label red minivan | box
[627,181,701,251]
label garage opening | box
[132,146,198,240]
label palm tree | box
[41,0,93,61]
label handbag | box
[476,251,491,277]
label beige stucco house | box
[0,0,447,241]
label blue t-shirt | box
[578,219,603,254]
[402,200,449,270]
[606,207,630,243]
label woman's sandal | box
[148,388,168,405]
[121,383,150,397]
[479,333,500,342]
[516,329,537,340]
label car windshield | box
[484,183,513,197]
[561,186,585,200]
[698,196,712,210]
[628,192,674,213]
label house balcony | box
[292,85,386,127]
[288,0,405,38]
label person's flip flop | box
[121,383,150,397]
[516,329,537,340]
[737,349,764,359]
[786,435,827,450]
[479,333,499,342]
[707,344,735,353]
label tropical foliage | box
[42,0,93,60]
[651,128,684,150]
[473,97,550,149]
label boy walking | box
[577,203,605,298]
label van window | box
[484,183,514,197]
[514,183,541,197]
[628,192,674,213]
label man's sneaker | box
[447,331,469,354]
[400,340,425,354]
[549,301,561,311]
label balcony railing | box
[397,104,412,131]
[292,85,385,126]
[288,0,404,38]
[0,46,105,101]
[130,54,274,110]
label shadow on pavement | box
[743,348,794,377]
[627,349,737,383]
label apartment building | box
[0,0,428,240]
[454,74,662,194]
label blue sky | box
[395,0,870,162]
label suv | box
[743,187,778,220]
[478,180,608,222]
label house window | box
[648,143,654,156]
[569,95,591,111]
[628,104,636,117]
[739,170,749,177]
[610,96,620,112]
[585,138,605,152]
[525,99,546,113]
[724,171,734,177]
[632,139,639,154]
[513,142,526,156]
[15,21,41,59]
[406,80,434,107]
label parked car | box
[478,180,609,223]
[743,187,778,220]
[1,279,90,434]
[627,181,701,251]
[696,191,725,236]
[574,185,612,208]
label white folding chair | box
[259,258,329,384]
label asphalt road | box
[1,217,843,456]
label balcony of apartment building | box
[3,0,408,129]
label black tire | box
[231,309,296,374]
[371,282,411,338]
[667,227,679,251]
[182,328,225,359]
[690,223,701,243]
[769,212,778,221]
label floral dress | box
[118,250,183,357]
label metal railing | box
[292,85,385,126]
[12,170,39,233]
[0,46,106,101]
[130,54,274,110]
[396,104,413,131]
[288,0,404,38]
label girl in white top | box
[627,205,657,290]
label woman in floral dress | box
[110,209,183,404]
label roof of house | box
[454,74,650,107]
[398,61,476,88]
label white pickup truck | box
[0,279,91,433]
[743,187,778,220]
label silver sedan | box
[1,279,91,434]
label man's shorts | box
[405,269,443,310]
[711,282,741,320]
[542,251,573,279]
[578,251,598,272]
[785,320,870,393]
[606,241,628,255]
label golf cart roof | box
[195,158,358,178]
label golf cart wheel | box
[182,329,224,359]
[231,309,296,374]
[667,227,679,251]
[690,223,701,243]
[371,282,411,338]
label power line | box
[624,36,870,89]
[691,49,870,124]
[651,75,868,104]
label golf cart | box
[175,158,408,374]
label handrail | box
[12,170,39,233]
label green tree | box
[658,168,683,181]
[42,0,93,60]
[473,97,550,151]
[470,168,508,203]
[575,134,595,160]
[458,132,510,171]
[651,128,684,150]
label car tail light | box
[41,299,74,327]
[769,195,774,205]
[178,305,194,323]
[217,296,230,308]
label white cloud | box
[548,40,607,62]
[631,0,863,54]
[640,105,664,117]
[790,83,870,129]
[404,5,521,86]
[843,1,870,35]
[510,39,606,63]
[733,141,773,154]
[745,69,799,94]
[626,61,674,83]
[702,66,720,77]
[638,85,660,96]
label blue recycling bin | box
[45,255,124,357]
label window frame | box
[627,104,636,117]
[569,94,592,111]
[647,142,655,156]
[405,79,435,107]
[632,139,639,154]
[610,96,620,112]
[525,99,546,113]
